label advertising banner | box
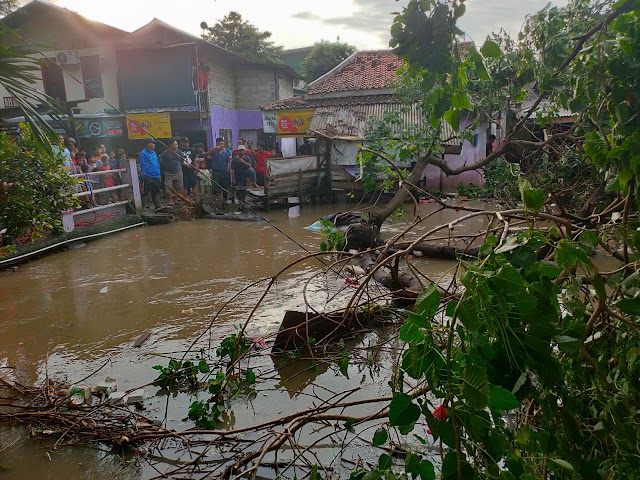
[262,111,277,133]
[77,118,125,138]
[276,109,314,137]
[127,113,172,140]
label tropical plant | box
[0,26,61,155]
[0,124,77,247]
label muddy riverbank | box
[0,201,487,479]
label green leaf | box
[362,472,383,480]
[244,369,256,384]
[443,108,461,132]
[616,298,640,316]
[400,321,425,343]
[579,231,599,250]
[519,178,545,211]
[553,335,582,354]
[344,418,356,433]
[452,92,472,110]
[338,350,349,377]
[488,385,520,411]
[463,363,490,410]
[415,283,440,316]
[493,264,523,290]
[481,39,502,58]
[418,459,436,480]
[507,247,536,268]
[372,428,388,446]
[389,393,421,427]
[550,458,574,473]
[495,235,526,254]
[378,453,392,470]
[512,372,528,394]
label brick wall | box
[278,74,294,99]
[234,68,277,110]
[208,59,237,110]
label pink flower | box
[427,404,447,434]
[345,277,359,287]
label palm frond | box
[0,25,62,155]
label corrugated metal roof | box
[519,84,574,119]
[309,103,459,145]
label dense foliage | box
[202,11,283,64]
[346,0,640,478]
[0,124,77,246]
[0,0,18,17]
[301,40,356,82]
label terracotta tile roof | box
[261,94,401,111]
[306,51,404,95]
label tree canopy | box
[202,11,283,64]
[0,0,18,17]
[300,40,356,82]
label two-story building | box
[1,1,299,152]
[118,18,299,151]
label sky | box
[33,0,567,51]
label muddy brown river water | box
[0,201,488,479]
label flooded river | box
[0,202,481,479]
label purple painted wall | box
[210,105,263,146]
[422,117,486,192]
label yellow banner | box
[127,113,172,140]
[277,109,314,137]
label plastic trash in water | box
[99,286,109,294]
[94,377,117,394]
[305,220,324,231]
[181,308,194,314]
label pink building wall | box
[422,118,487,192]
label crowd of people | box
[56,135,289,211]
[138,136,283,210]
[56,137,126,207]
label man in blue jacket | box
[139,140,162,210]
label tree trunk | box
[368,155,431,231]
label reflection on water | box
[0,201,489,479]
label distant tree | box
[0,0,18,17]
[202,11,283,64]
[301,40,357,82]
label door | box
[41,61,67,102]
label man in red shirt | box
[254,142,272,187]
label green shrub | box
[0,124,77,243]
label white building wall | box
[0,47,120,115]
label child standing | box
[196,159,212,197]
[97,159,117,203]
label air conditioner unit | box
[55,51,80,66]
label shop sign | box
[262,111,277,133]
[276,109,314,137]
[127,113,172,140]
[77,118,125,138]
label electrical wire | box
[12,31,329,266]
